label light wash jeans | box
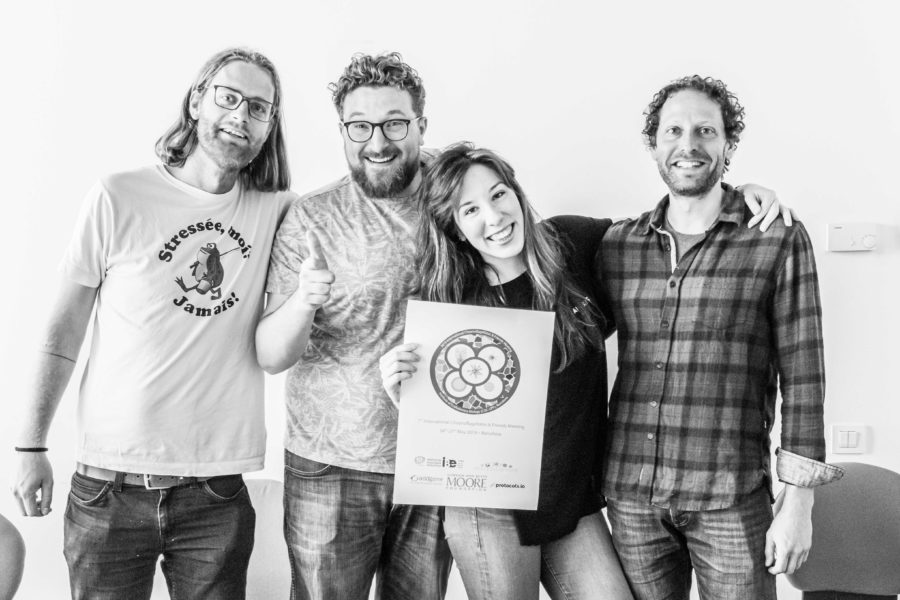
[606,486,776,600]
[64,471,255,600]
[443,507,634,600]
[283,450,453,600]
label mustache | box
[361,150,400,160]
[668,150,711,166]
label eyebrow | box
[216,84,274,104]
[345,109,412,120]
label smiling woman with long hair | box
[380,142,633,599]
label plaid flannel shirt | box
[599,185,842,510]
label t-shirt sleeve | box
[266,196,308,296]
[60,180,111,288]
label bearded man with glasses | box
[12,47,294,599]
[256,52,453,600]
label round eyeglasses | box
[341,117,423,143]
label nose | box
[366,124,391,152]
[482,202,503,225]
[230,98,251,122]
[677,130,698,153]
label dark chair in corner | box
[786,462,900,600]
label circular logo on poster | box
[430,329,520,414]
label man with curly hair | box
[256,52,451,600]
[598,76,843,599]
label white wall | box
[2,1,898,598]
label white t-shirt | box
[62,165,293,475]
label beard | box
[657,152,726,198]
[350,151,420,198]
[196,119,264,172]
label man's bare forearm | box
[17,280,97,445]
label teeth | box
[674,161,702,168]
[366,156,394,163]
[222,128,247,139]
[488,225,513,242]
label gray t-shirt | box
[267,175,419,473]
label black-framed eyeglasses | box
[341,117,423,143]
[212,85,275,122]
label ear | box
[188,89,202,121]
[416,116,428,145]
[725,140,736,161]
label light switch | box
[831,424,867,454]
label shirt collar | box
[641,182,743,235]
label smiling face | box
[190,61,275,175]
[653,89,735,198]
[341,86,426,198]
[454,164,526,283]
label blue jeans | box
[606,487,775,600]
[443,508,634,600]
[63,471,255,600]
[283,450,452,600]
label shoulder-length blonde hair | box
[155,47,290,192]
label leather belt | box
[77,463,212,490]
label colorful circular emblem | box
[430,329,520,414]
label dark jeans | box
[63,471,255,600]
[607,487,775,600]
[282,450,452,600]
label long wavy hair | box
[416,142,603,371]
[154,47,290,192]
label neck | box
[665,183,725,234]
[169,152,241,194]
[485,258,527,286]
[399,169,423,198]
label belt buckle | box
[143,474,176,490]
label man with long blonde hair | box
[12,47,294,599]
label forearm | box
[18,281,95,445]
[779,483,814,514]
[256,291,318,374]
[18,352,78,446]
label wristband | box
[15,447,48,452]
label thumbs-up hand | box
[297,230,335,310]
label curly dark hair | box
[329,52,425,117]
[642,75,745,150]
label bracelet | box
[14,447,48,452]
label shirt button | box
[647,433,654,440]
[650,401,658,407]
[661,320,669,329]
[668,280,676,288]
[655,362,663,369]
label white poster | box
[393,299,554,509]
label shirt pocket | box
[696,281,755,333]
